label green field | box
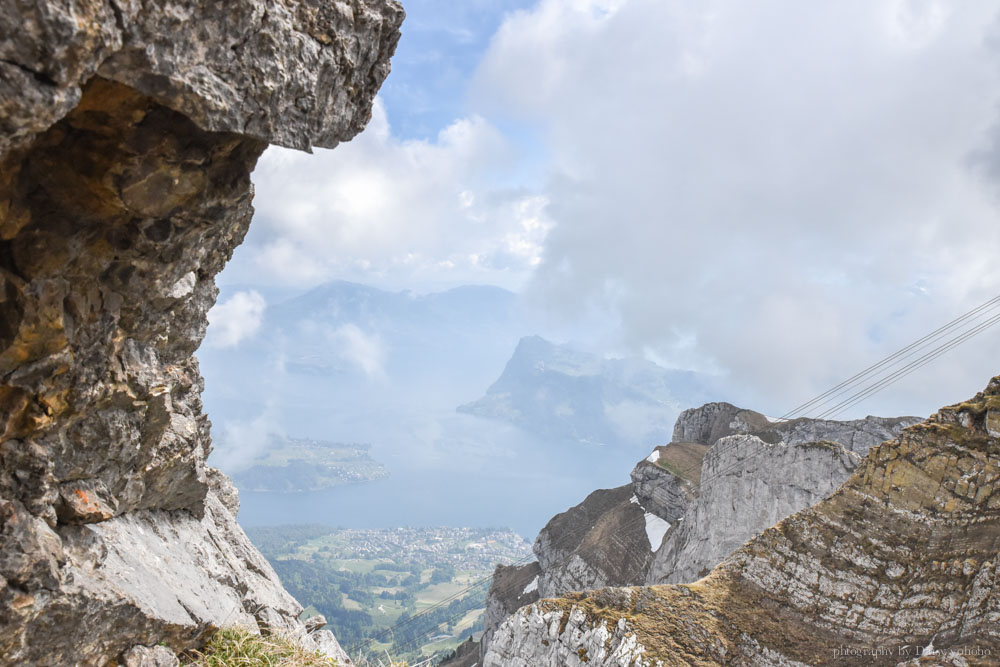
[246,525,532,665]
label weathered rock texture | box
[534,485,656,600]
[473,402,918,662]
[646,435,860,585]
[469,482,659,664]
[670,402,772,448]
[484,599,650,667]
[480,560,541,657]
[675,401,918,455]
[630,442,706,521]
[0,1,403,664]
[486,378,1000,666]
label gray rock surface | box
[6,486,352,664]
[483,594,817,667]
[629,444,701,521]
[487,379,1000,665]
[1,0,404,156]
[753,414,922,455]
[0,0,402,664]
[671,401,771,446]
[471,484,664,662]
[672,401,920,455]
[483,597,652,667]
[480,560,541,658]
[475,401,919,664]
[533,485,654,600]
[120,644,181,667]
[645,435,860,585]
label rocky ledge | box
[486,377,1000,666]
[0,1,403,664]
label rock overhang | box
[2,0,405,158]
[0,1,404,663]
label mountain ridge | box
[482,377,1000,665]
[453,398,920,664]
[459,335,716,449]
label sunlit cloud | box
[205,290,267,348]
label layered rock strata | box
[486,378,1000,666]
[675,401,918,455]
[646,435,860,585]
[0,1,403,664]
[630,442,706,521]
[534,485,658,600]
[471,403,917,662]
[480,560,542,657]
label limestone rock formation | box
[533,485,657,601]
[484,599,649,667]
[485,377,1000,666]
[468,483,663,665]
[473,401,917,662]
[629,442,705,521]
[480,560,542,657]
[440,636,481,667]
[0,1,403,664]
[674,401,917,455]
[645,435,860,585]
[670,401,772,447]
[524,404,916,601]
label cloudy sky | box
[215,0,1000,418]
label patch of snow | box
[644,513,670,552]
[765,415,789,423]
[523,575,539,595]
[629,495,639,505]
[646,449,660,463]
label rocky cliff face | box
[471,401,918,662]
[486,378,1000,666]
[533,485,660,601]
[0,1,403,664]
[629,442,706,521]
[480,560,542,657]
[469,482,670,664]
[645,435,860,585]
[673,403,920,456]
[674,401,918,455]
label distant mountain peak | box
[458,337,715,449]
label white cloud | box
[206,290,267,348]
[242,99,552,291]
[326,323,388,379]
[209,408,280,472]
[474,0,1000,415]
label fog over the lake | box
[200,1,1000,533]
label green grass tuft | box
[182,628,414,667]
[182,628,339,667]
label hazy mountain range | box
[197,280,720,535]
[460,336,715,449]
